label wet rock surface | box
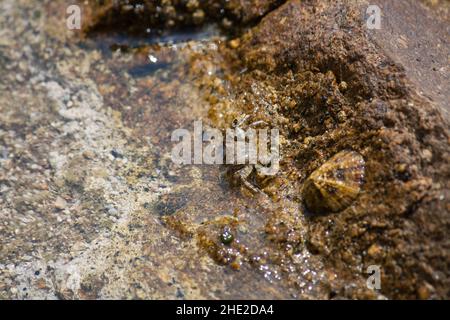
[81,0,283,35]
[0,0,449,299]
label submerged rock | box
[302,150,365,215]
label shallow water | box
[0,0,343,299]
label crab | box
[232,164,269,196]
[226,114,270,196]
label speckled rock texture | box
[0,0,448,300]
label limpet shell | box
[302,150,365,214]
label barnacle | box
[302,150,365,214]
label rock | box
[367,244,383,258]
[192,9,205,25]
[417,283,435,300]
[54,196,67,210]
[229,39,240,49]
[302,151,365,214]
[1,0,449,300]
[82,150,95,160]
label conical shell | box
[302,150,365,214]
